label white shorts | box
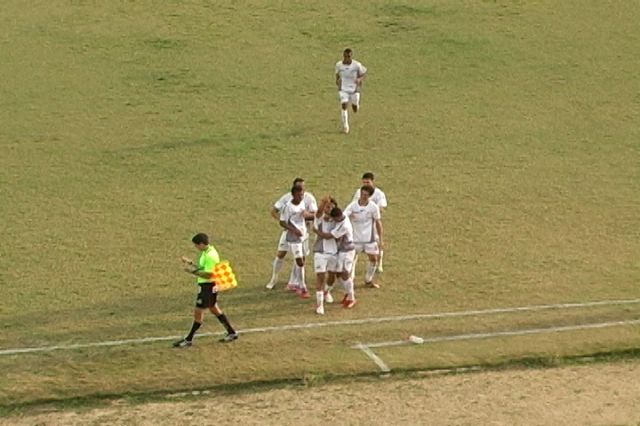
[335,251,356,273]
[278,231,310,256]
[338,91,360,106]
[354,242,379,255]
[277,231,289,252]
[314,253,338,274]
[289,242,305,259]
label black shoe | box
[172,338,192,348]
[219,332,239,343]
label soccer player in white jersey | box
[335,48,367,134]
[344,185,384,289]
[312,196,339,315]
[352,172,387,272]
[266,178,318,290]
[279,186,316,298]
[315,207,357,308]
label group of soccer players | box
[265,173,387,315]
[173,48,371,346]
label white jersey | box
[331,217,355,252]
[352,187,387,208]
[313,217,337,254]
[344,200,380,243]
[274,192,318,214]
[280,201,307,243]
[335,60,367,93]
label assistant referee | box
[173,233,238,347]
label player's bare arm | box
[336,73,341,89]
[314,229,333,239]
[280,220,303,236]
[375,219,384,249]
[271,207,281,220]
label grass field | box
[1,0,639,417]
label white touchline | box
[355,318,640,349]
[354,343,391,373]
[1,298,639,356]
[353,318,640,372]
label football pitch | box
[1,0,639,418]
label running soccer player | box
[345,185,384,289]
[335,48,367,134]
[279,186,316,299]
[352,172,388,272]
[266,178,317,290]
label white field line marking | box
[354,343,391,373]
[355,318,640,350]
[1,298,639,356]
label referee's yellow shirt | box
[197,245,220,284]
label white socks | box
[296,264,307,291]
[365,262,377,283]
[350,253,358,280]
[270,257,284,284]
[341,110,349,129]
[288,265,297,285]
[341,278,355,300]
[316,291,324,307]
[300,265,306,290]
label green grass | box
[1,0,639,412]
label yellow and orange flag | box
[212,260,238,291]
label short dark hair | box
[291,185,304,195]
[360,185,375,196]
[192,233,209,245]
[362,172,375,180]
[292,177,305,186]
[343,48,352,55]
[330,207,343,219]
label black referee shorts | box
[195,283,218,309]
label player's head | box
[361,172,375,187]
[191,233,209,250]
[329,207,344,221]
[292,177,305,191]
[323,196,338,215]
[291,185,304,204]
[359,185,374,203]
[343,48,353,64]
